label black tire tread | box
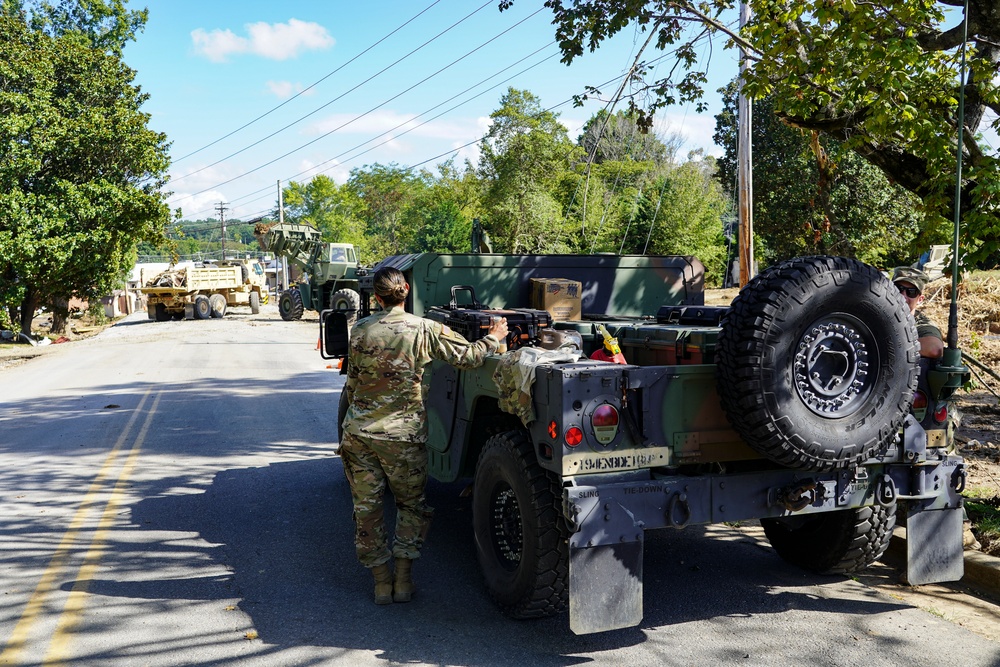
[716,256,919,471]
[474,429,569,619]
[761,503,897,574]
[279,289,304,321]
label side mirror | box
[320,309,350,359]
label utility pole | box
[216,202,229,261]
[277,180,287,294]
[737,2,754,287]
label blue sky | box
[123,1,741,222]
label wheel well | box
[461,397,521,478]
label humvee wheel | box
[193,295,211,320]
[761,503,897,574]
[472,429,568,618]
[278,289,304,321]
[249,291,261,315]
[717,256,919,471]
[330,288,361,328]
[209,294,227,318]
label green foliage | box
[155,90,729,274]
[281,174,372,255]
[714,81,927,267]
[345,163,428,260]
[2,0,147,55]
[514,0,1000,267]
[631,154,729,285]
[0,10,170,333]
[478,88,582,252]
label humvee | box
[322,252,967,634]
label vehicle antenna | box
[947,0,969,354]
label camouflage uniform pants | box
[339,431,434,567]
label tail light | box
[933,402,948,424]
[591,404,620,444]
[911,390,928,421]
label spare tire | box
[716,256,919,471]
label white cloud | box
[266,80,314,99]
[192,19,333,63]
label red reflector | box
[912,391,928,410]
[592,404,620,427]
[934,403,948,423]
[565,426,583,447]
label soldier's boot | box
[372,563,393,605]
[393,558,414,603]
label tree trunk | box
[51,297,69,335]
[18,288,38,336]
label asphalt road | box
[1,307,999,666]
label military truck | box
[254,222,364,321]
[321,252,968,635]
[141,259,266,321]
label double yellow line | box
[1,388,161,666]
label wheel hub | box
[794,316,873,416]
[490,486,522,569]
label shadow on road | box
[78,458,909,666]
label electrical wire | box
[168,0,498,191]
[171,0,446,164]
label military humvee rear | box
[323,252,967,635]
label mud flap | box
[569,537,643,635]
[905,505,964,585]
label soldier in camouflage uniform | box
[891,266,943,359]
[340,266,508,604]
[891,267,980,547]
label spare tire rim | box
[793,314,874,417]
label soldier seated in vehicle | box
[891,266,943,359]
[893,266,979,549]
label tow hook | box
[875,474,897,507]
[953,466,967,494]
[667,492,691,528]
[771,479,817,512]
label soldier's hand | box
[489,316,508,341]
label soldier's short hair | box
[374,267,408,306]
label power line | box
[171,0,446,164]
[176,43,561,222]
[168,0,497,191]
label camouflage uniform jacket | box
[915,310,942,341]
[343,305,500,443]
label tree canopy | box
[714,81,928,267]
[0,3,170,333]
[508,0,1000,265]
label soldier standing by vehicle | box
[892,266,944,359]
[340,266,508,604]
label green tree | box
[281,175,368,250]
[3,0,147,55]
[625,153,728,284]
[506,0,1000,265]
[0,9,170,334]
[714,82,926,267]
[578,109,680,166]
[345,163,426,259]
[478,88,580,252]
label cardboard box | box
[530,278,582,321]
